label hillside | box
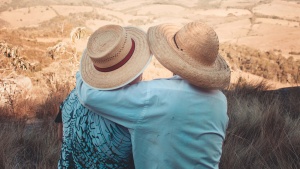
[0,0,299,105]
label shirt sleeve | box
[75,71,147,129]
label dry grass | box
[0,120,60,168]
[221,80,300,169]
[0,82,71,121]
[0,82,71,168]
[220,43,300,84]
[0,81,299,168]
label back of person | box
[58,89,134,169]
[76,74,228,169]
[58,23,152,168]
[130,76,228,169]
[75,21,231,169]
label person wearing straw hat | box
[76,21,231,168]
[57,24,151,168]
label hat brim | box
[81,27,152,90]
[147,23,231,89]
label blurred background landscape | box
[0,0,300,106]
[0,0,299,168]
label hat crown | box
[87,25,132,68]
[174,22,219,66]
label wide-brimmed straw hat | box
[80,25,152,90]
[147,21,231,89]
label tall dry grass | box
[0,82,71,168]
[0,120,60,168]
[0,81,299,168]
[221,80,300,169]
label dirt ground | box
[0,0,299,104]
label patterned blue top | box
[58,89,134,169]
[76,72,229,169]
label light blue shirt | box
[75,72,229,169]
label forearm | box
[75,72,145,128]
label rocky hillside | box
[0,0,299,105]
[220,43,300,84]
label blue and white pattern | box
[58,89,134,169]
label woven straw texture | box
[147,21,231,89]
[81,25,152,90]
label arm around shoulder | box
[75,71,148,128]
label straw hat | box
[80,25,152,90]
[147,21,231,89]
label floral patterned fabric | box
[58,89,134,169]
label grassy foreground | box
[221,82,300,169]
[0,81,299,169]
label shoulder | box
[136,76,186,89]
[138,77,226,99]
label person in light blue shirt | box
[76,21,231,168]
